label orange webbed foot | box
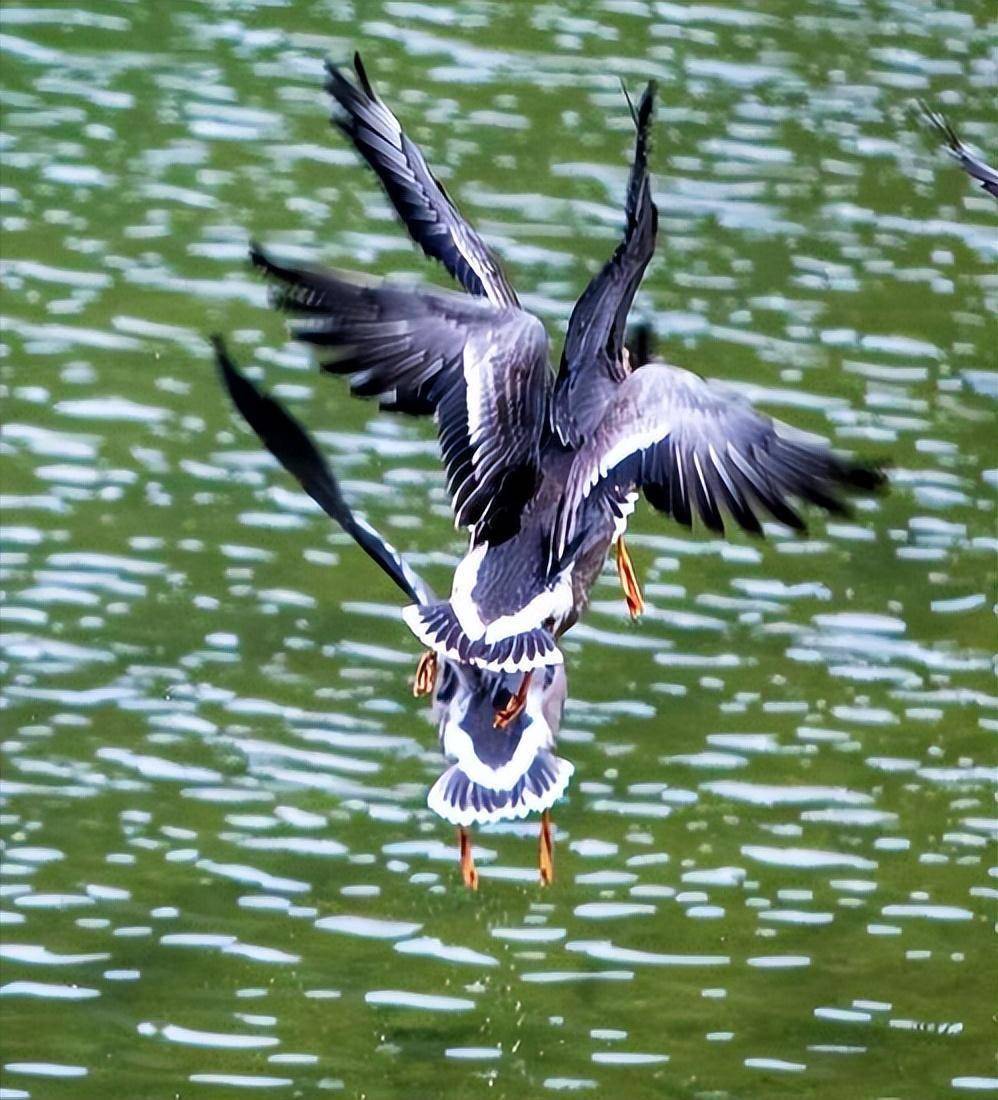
[459,826,479,891]
[538,810,554,886]
[493,671,533,729]
[616,536,644,620]
[413,649,437,697]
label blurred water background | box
[1,1,996,1096]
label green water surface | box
[1,1,996,1097]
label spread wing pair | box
[255,55,884,677]
[392,69,883,672]
[215,338,573,886]
[253,55,660,541]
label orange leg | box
[493,671,533,729]
[538,810,554,886]
[413,649,438,697]
[458,826,479,891]
[616,536,644,619]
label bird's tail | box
[427,751,574,827]
[402,600,562,674]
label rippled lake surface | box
[1,1,996,1096]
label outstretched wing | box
[213,336,433,606]
[326,53,519,307]
[252,245,551,546]
[554,362,885,560]
[551,81,658,448]
[919,102,998,199]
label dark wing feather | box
[551,81,659,447]
[326,53,519,306]
[213,336,433,605]
[251,245,551,546]
[554,363,886,560]
[919,102,998,199]
[625,320,655,368]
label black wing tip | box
[248,239,273,274]
[353,51,375,96]
[210,333,240,381]
[324,51,375,103]
[323,55,351,88]
[775,504,807,533]
[742,516,765,539]
[621,78,656,133]
[842,460,889,493]
[637,80,657,123]
[915,99,958,149]
[625,320,655,368]
[211,336,253,419]
[619,78,636,124]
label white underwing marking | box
[480,576,574,644]
[708,443,739,500]
[449,542,489,637]
[439,689,553,790]
[426,757,574,826]
[692,450,710,501]
[611,491,640,543]
[401,601,564,674]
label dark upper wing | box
[326,53,519,307]
[252,245,551,546]
[553,362,885,560]
[920,102,998,199]
[213,336,433,605]
[551,81,659,448]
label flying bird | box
[253,56,885,731]
[919,101,998,199]
[253,62,660,706]
[213,337,572,888]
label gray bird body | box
[403,445,623,671]
[256,62,660,672]
[407,355,883,674]
[214,340,573,827]
[253,56,883,675]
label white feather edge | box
[556,425,665,556]
[450,543,576,644]
[463,340,487,451]
[427,757,575,827]
[400,603,563,673]
[610,491,640,545]
[440,688,552,789]
[586,424,667,496]
[426,663,572,828]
